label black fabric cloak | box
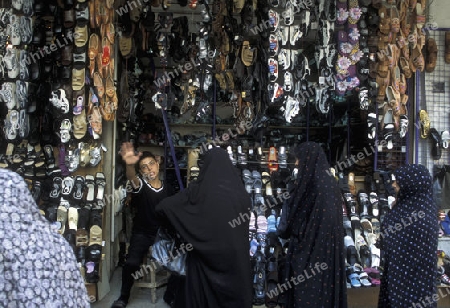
[156,147,253,308]
[378,164,438,308]
[278,142,347,308]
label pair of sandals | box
[347,264,372,288]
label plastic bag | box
[151,227,186,276]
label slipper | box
[442,131,450,149]
[425,37,438,73]
[74,24,88,47]
[347,270,361,288]
[95,172,106,201]
[89,225,103,246]
[72,175,85,200]
[76,229,89,246]
[68,207,79,230]
[73,110,88,140]
[72,68,86,91]
[62,176,75,196]
[50,176,63,199]
[430,128,442,160]
[366,267,381,286]
[367,113,377,140]
[85,174,95,202]
[119,35,134,59]
[416,3,425,29]
[242,169,253,193]
[241,41,256,66]
[57,205,68,235]
[73,90,85,115]
[359,271,372,287]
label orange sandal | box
[101,37,110,76]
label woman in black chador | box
[378,164,438,307]
[156,147,252,308]
[278,142,347,308]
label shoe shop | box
[1,0,450,307]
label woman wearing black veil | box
[156,147,252,308]
[378,164,438,307]
[277,141,347,307]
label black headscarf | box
[378,164,438,308]
[156,147,252,308]
[279,142,347,308]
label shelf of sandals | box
[0,0,117,298]
[418,27,450,195]
[361,0,428,172]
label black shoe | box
[430,128,442,160]
[111,299,127,308]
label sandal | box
[367,113,377,140]
[73,175,85,200]
[89,143,103,167]
[61,175,74,196]
[399,114,409,138]
[419,109,430,138]
[359,271,372,287]
[383,108,395,149]
[85,174,95,202]
[50,177,63,199]
[76,229,89,246]
[95,172,106,201]
[346,266,361,288]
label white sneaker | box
[3,45,19,78]
[289,24,302,45]
[4,109,19,141]
[7,14,20,46]
[0,82,17,110]
[278,48,290,70]
[18,109,29,139]
[16,80,28,109]
[284,71,293,92]
[282,1,294,25]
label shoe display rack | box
[0,0,118,301]
[0,0,445,304]
[418,28,450,212]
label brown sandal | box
[399,57,412,78]
[425,37,438,73]
[88,33,99,77]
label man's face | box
[139,157,159,181]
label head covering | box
[279,142,347,308]
[0,169,90,307]
[156,147,252,308]
[378,164,438,307]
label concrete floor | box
[91,267,171,308]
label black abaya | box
[278,142,347,308]
[378,164,438,307]
[156,147,252,308]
